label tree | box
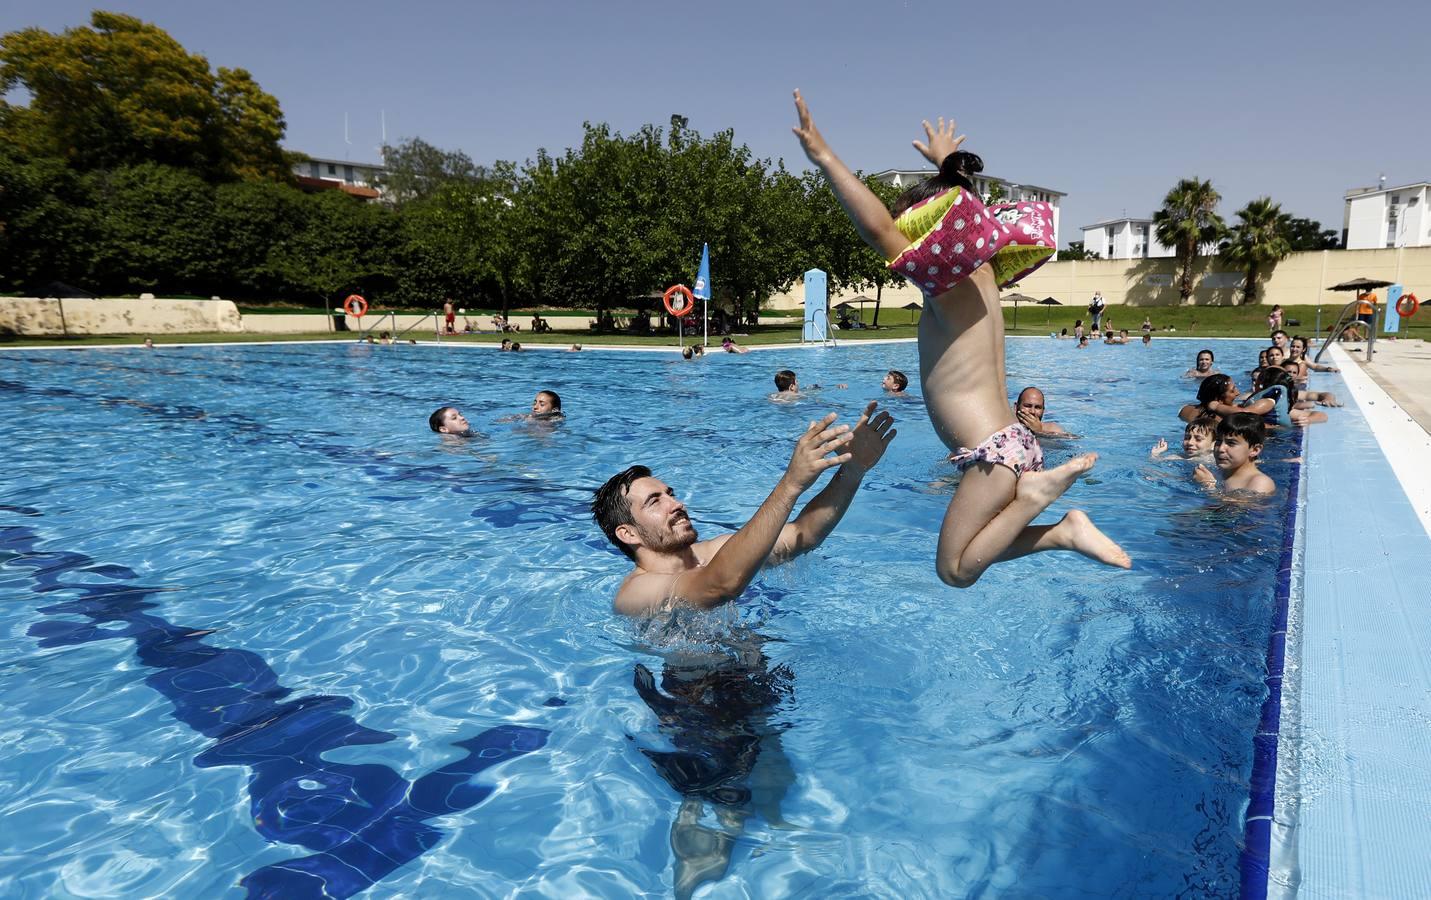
[1154,178,1226,303]
[1057,241,1100,261]
[86,163,219,294]
[0,145,98,291]
[984,181,1006,205]
[376,137,489,206]
[1284,216,1340,251]
[1221,197,1292,305]
[0,11,288,181]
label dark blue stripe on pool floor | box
[1239,426,1304,899]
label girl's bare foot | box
[1055,509,1132,569]
[1016,453,1097,507]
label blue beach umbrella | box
[693,243,711,346]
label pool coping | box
[1246,342,1431,900]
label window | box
[327,164,337,175]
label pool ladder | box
[1314,298,1377,363]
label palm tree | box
[1153,178,1226,303]
[1221,197,1292,305]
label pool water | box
[0,339,1297,897]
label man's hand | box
[783,413,852,491]
[845,402,897,472]
[1017,408,1045,433]
[791,89,833,167]
[1193,464,1217,488]
[911,116,966,167]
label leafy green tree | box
[1284,216,1340,251]
[0,145,98,291]
[271,191,400,307]
[984,181,1006,205]
[0,11,287,181]
[1154,178,1226,303]
[377,137,490,206]
[212,179,312,297]
[1221,197,1292,304]
[1056,241,1100,261]
[86,163,219,294]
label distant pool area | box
[1,337,1425,897]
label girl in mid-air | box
[791,91,1130,586]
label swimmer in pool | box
[593,402,895,616]
[770,369,845,400]
[1183,349,1220,378]
[1151,416,1216,461]
[498,390,564,423]
[428,406,473,437]
[882,369,909,395]
[792,91,1128,584]
[1193,413,1275,496]
[1013,386,1073,438]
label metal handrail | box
[1314,298,1377,363]
[396,312,439,341]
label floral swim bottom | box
[948,422,1045,478]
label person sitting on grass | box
[1183,349,1220,378]
[428,406,473,437]
[882,369,909,395]
[791,90,1128,585]
[1193,413,1275,496]
[1151,416,1217,461]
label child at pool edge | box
[1151,416,1216,461]
[791,90,1130,585]
[1194,413,1275,496]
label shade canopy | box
[832,302,856,312]
[1037,297,1064,306]
[1328,277,1395,291]
[900,302,922,310]
[1002,293,1037,304]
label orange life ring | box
[663,284,695,318]
[344,294,368,317]
[1396,293,1419,318]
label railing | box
[1314,299,1378,363]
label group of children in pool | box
[1158,332,1342,495]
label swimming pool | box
[0,338,1298,897]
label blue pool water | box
[0,339,1298,897]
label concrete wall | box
[0,298,242,335]
[764,245,1431,311]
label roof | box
[294,175,381,200]
[1344,182,1430,200]
[1081,216,1154,229]
[869,168,1066,198]
[293,155,387,170]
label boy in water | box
[792,91,1129,585]
[1193,413,1275,496]
[1151,416,1216,461]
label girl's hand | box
[792,90,834,167]
[912,116,966,166]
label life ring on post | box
[663,284,695,318]
[344,294,368,318]
[1396,293,1419,318]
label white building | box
[871,169,1064,249]
[1343,182,1431,249]
[1079,217,1172,260]
[291,156,386,200]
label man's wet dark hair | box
[891,150,985,218]
[1217,412,1267,449]
[888,369,908,391]
[1198,348,1215,362]
[592,465,652,560]
[538,390,561,411]
[774,370,797,392]
[429,406,457,432]
[1197,373,1232,406]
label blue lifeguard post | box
[802,268,831,344]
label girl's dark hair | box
[538,389,561,411]
[891,151,985,218]
[1260,368,1298,408]
[1198,348,1215,361]
[1197,373,1232,406]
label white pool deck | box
[1263,341,1431,899]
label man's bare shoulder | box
[611,536,729,617]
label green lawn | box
[3,302,1425,347]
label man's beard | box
[635,518,698,553]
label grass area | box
[3,302,1426,347]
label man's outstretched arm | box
[664,414,855,610]
[772,402,896,562]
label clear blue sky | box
[5,1,1429,247]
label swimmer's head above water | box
[428,406,472,436]
[883,370,908,393]
[531,390,562,418]
[592,465,698,561]
[774,370,798,393]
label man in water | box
[428,406,472,436]
[593,402,895,617]
[1013,386,1072,437]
